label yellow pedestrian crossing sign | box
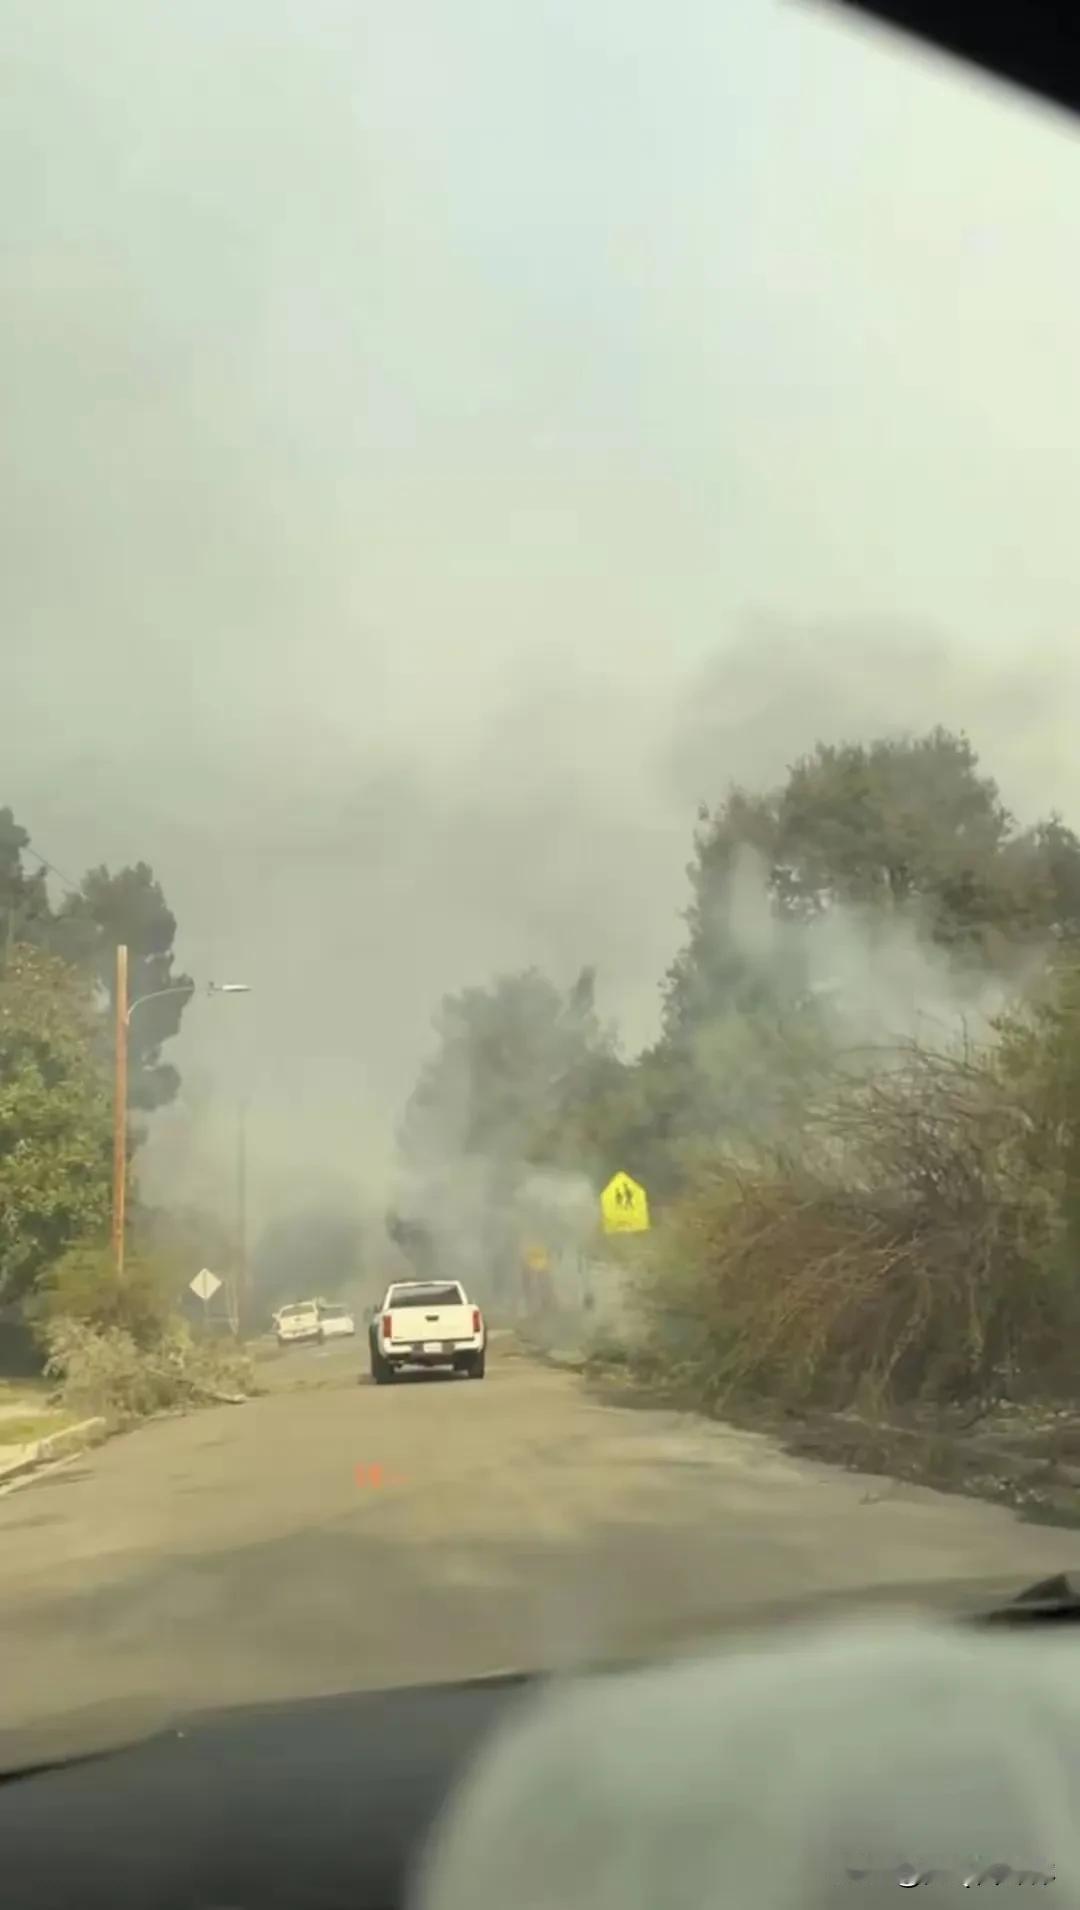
[600,1171,650,1234]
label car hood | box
[0,1568,1069,1779]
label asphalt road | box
[3,1335,1080,1760]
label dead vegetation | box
[632,1030,1078,1422]
[42,1317,257,1430]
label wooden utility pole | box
[111,943,129,1276]
[234,1097,249,1335]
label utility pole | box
[112,943,129,1276]
[235,1097,249,1335]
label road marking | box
[354,1464,408,1489]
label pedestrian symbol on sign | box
[600,1172,650,1235]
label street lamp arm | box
[125,981,197,1026]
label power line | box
[2,840,84,962]
[20,844,82,900]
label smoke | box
[5,0,1080,1266]
[667,840,1040,1181]
[382,835,1036,1309]
[251,1205,369,1314]
[722,841,1026,1052]
[389,1149,599,1316]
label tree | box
[0,807,53,960]
[400,966,614,1168]
[397,967,617,1305]
[656,731,1080,1145]
[572,728,1080,1210]
[775,728,1013,927]
[392,729,1080,1248]
[667,730,1080,1045]
[53,861,194,1111]
[0,810,194,1114]
[1007,815,1080,946]
[32,1240,175,1347]
[0,945,112,1307]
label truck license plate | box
[423,1340,442,1353]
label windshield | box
[4,0,1080,1767]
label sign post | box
[190,1266,223,1331]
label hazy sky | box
[6,0,1080,1229]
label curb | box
[0,1416,108,1485]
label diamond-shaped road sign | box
[190,1267,223,1303]
[600,1172,650,1234]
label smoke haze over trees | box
[6,0,1080,1281]
[390,728,1080,1339]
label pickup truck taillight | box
[381,1313,392,1340]
[472,1307,481,1334]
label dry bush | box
[639,1039,1073,1415]
[43,1316,256,1429]
[30,1241,176,1347]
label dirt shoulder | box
[773,1399,1080,1528]
[513,1320,1080,1531]
[591,1370,1080,1529]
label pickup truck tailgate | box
[388,1306,477,1346]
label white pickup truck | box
[274,1300,322,1347]
[369,1280,486,1384]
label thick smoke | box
[720,841,1030,1052]
[5,0,1080,1276]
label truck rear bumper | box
[384,1337,485,1367]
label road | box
[3,1336,1080,1760]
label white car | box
[317,1302,356,1340]
[369,1280,486,1383]
[275,1301,322,1347]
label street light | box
[112,946,250,1276]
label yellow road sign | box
[600,1172,650,1234]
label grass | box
[0,1408,77,1448]
[0,1375,73,1448]
[0,1377,51,1403]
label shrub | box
[43,1316,255,1428]
[30,1240,176,1347]
[638,1037,1073,1416]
